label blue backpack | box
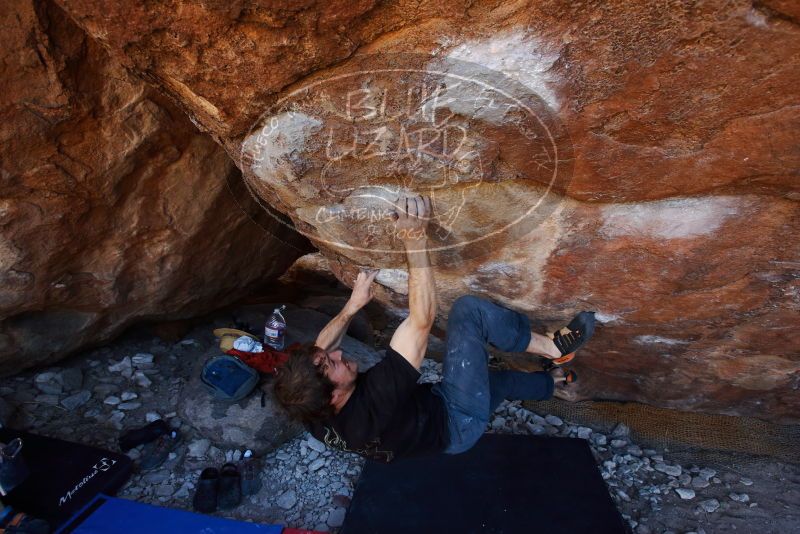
[201,354,259,402]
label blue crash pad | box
[57,494,284,534]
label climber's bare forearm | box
[315,305,357,351]
[389,195,435,368]
[403,239,436,330]
[315,270,376,351]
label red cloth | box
[226,342,298,374]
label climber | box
[273,194,596,462]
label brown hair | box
[273,342,335,424]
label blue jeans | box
[432,295,554,454]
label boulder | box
[0,0,307,373]
[43,0,800,421]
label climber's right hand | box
[393,194,431,245]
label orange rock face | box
[38,0,800,421]
[0,0,305,373]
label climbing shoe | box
[548,311,596,365]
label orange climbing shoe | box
[547,311,596,365]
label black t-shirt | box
[307,347,448,463]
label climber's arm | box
[390,196,436,370]
[315,270,377,351]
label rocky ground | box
[0,308,798,533]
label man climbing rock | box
[273,195,596,462]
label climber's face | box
[314,348,358,390]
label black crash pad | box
[0,429,132,529]
[342,434,626,534]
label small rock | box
[491,417,507,430]
[61,390,91,410]
[132,353,154,366]
[133,371,152,388]
[327,507,346,528]
[144,471,170,484]
[675,488,695,500]
[528,413,547,425]
[307,436,326,453]
[729,492,750,503]
[740,477,753,486]
[611,423,630,437]
[174,482,193,499]
[34,372,63,395]
[109,411,125,429]
[654,463,682,477]
[699,499,720,513]
[155,484,175,497]
[691,477,710,489]
[698,467,716,480]
[611,439,627,448]
[626,445,643,457]
[545,415,563,427]
[104,396,121,405]
[592,434,607,446]
[118,402,141,411]
[180,339,196,345]
[188,439,211,458]
[277,490,297,510]
[108,357,133,378]
[577,427,592,439]
[309,458,325,472]
[121,391,138,401]
[525,422,546,435]
[145,412,161,423]
[616,489,630,502]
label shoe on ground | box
[240,452,262,497]
[192,467,219,513]
[217,462,242,510]
[139,429,181,471]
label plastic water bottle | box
[264,305,287,350]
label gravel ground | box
[1,319,798,533]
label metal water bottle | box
[264,305,287,350]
